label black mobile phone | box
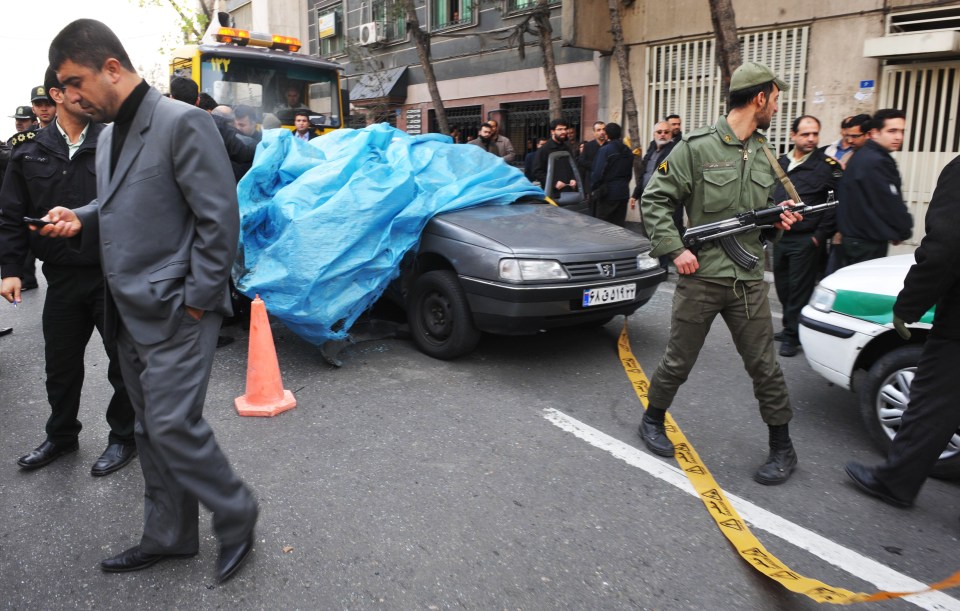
[23,216,52,227]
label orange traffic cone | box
[234,295,297,417]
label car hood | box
[820,254,914,297]
[819,254,934,325]
[425,203,650,256]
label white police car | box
[799,254,960,477]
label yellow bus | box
[170,22,345,136]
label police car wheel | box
[859,344,960,480]
[408,270,480,360]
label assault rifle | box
[681,191,838,271]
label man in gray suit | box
[41,19,258,583]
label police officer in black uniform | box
[9,105,37,138]
[8,103,42,290]
[0,68,137,475]
[772,114,841,357]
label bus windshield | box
[199,54,341,128]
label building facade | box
[302,0,601,164]
[565,0,960,248]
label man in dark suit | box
[845,155,960,512]
[42,19,258,583]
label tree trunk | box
[708,0,741,103]
[534,0,563,121]
[405,0,449,134]
[608,0,642,178]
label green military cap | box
[11,105,35,119]
[729,61,789,93]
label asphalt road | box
[1,273,958,610]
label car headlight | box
[636,252,661,272]
[499,259,569,281]
[809,286,836,312]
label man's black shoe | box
[844,462,913,508]
[218,532,255,583]
[0,327,11,337]
[91,443,138,477]
[773,330,787,342]
[638,415,674,457]
[779,342,799,357]
[17,440,79,470]
[101,545,196,573]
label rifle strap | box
[761,145,802,204]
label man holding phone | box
[0,67,136,476]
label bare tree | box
[607,0,642,175]
[404,0,449,134]
[708,0,741,101]
[501,1,563,121]
[134,0,214,43]
[533,0,563,121]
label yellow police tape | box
[616,322,960,604]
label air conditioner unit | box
[359,22,384,46]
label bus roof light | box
[214,27,249,45]
[272,35,302,52]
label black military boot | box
[638,408,674,458]
[753,423,797,485]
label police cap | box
[729,61,789,93]
[11,106,35,119]
[30,86,51,103]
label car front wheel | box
[408,270,481,360]
[859,344,960,479]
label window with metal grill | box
[644,26,809,157]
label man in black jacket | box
[835,109,913,267]
[577,121,605,194]
[845,155,960,511]
[590,122,634,226]
[772,115,841,356]
[532,119,577,199]
[0,68,136,476]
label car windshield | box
[199,54,340,127]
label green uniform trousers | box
[647,275,793,426]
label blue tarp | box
[234,123,544,346]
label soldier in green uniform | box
[639,62,803,485]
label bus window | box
[213,81,263,108]
[200,54,339,127]
[309,82,339,127]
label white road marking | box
[542,408,960,611]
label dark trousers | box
[875,336,960,502]
[647,276,792,425]
[22,252,38,286]
[116,312,256,552]
[595,197,629,226]
[773,232,820,345]
[41,264,134,445]
[837,237,888,268]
